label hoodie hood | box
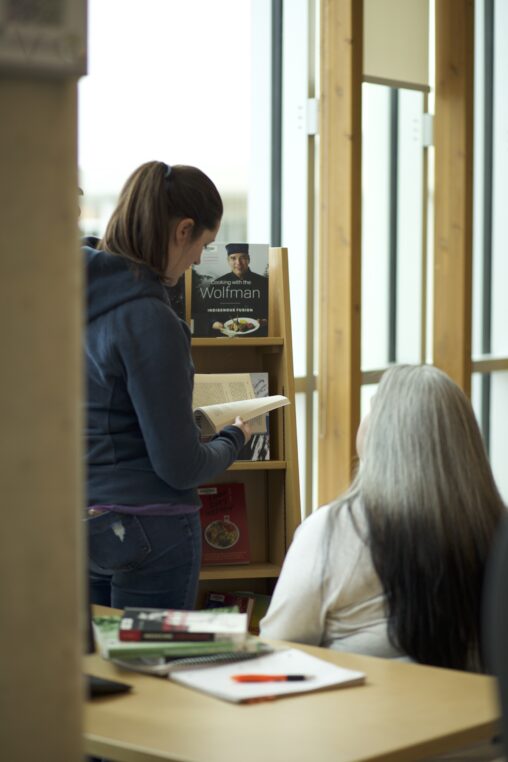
[85,246,168,322]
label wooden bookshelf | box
[199,563,282,582]
[227,460,287,471]
[191,247,301,599]
[192,337,284,348]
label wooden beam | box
[433,0,474,394]
[0,79,83,760]
[318,0,363,504]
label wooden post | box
[433,0,474,394]
[269,247,301,541]
[0,78,83,761]
[318,0,363,504]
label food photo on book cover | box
[191,242,269,337]
[198,483,250,565]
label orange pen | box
[231,674,310,683]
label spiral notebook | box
[112,644,273,677]
[169,647,366,703]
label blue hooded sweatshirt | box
[85,246,244,507]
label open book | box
[193,373,289,438]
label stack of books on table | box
[92,608,271,676]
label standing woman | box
[261,365,506,671]
[84,160,250,610]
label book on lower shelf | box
[119,607,248,644]
[199,482,250,565]
[193,371,288,460]
[202,591,255,628]
[201,591,271,635]
[234,591,272,635]
[191,242,269,337]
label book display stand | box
[189,247,301,601]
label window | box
[472,0,508,500]
[79,0,251,242]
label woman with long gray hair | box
[260,364,506,670]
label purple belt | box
[86,503,200,518]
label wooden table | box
[84,640,500,762]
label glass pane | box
[361,383,378,418]
[490,371,508,502]
[424,143,434,365]
[471,371,483,425]
[295,391,307,518]
[472,0,485,358]
[396,89,425,363]
[473,0,508,358]
[491,1,508,356]
[362,84,425,370]
[281,0,312,378]
[78,0,251,241]
[362,83,391,369]
[312,389,319,512]
[471,372,508,504]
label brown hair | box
[99,161,223,278]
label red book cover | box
[198,483,250,565]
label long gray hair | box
[336,364,505,669]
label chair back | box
[483,514,508,754]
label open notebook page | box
[169,647,365,703]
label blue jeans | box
[87,511,202,610]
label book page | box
[194,396,289,435]
[170,647,366,703]
[193,373,256,407]
[193,373,265,433]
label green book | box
[92,616,247,661]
